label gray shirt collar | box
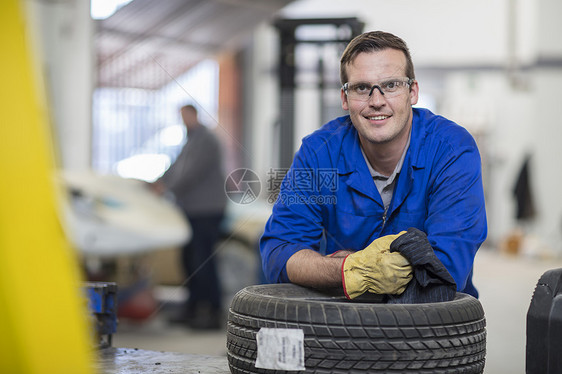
[361,132,411,209]
[362,132,411,182]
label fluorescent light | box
[91,0,133,20]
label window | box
[92,59,219,181]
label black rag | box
[387,227,457,304]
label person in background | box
[151,104,226,329]
[260,31,487,302]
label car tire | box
[227,284,486,373]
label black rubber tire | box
[226,284,486,373]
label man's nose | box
[368,85,385,97]
[367,85,386,105]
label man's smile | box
[365,114,392,123]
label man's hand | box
[342,232,413,299]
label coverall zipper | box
[381,207,389,231]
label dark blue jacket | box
[260,108,487,297]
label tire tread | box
[226,284,486,373]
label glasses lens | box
[381,81,401,93]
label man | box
[152,104,226,328]
[260,31,487,301]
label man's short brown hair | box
[181,104,197,114]
[340,31,415,85]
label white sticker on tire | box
[255,328,305,371]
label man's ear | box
[409,80,419,106]
[341,88,349,111]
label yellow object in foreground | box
[0,1,94,373]
[342,232,413,299]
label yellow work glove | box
[342,232,413,299]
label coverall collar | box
[337,119,382,204]
[337,109,427,209]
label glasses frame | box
[343,78,414,101]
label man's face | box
[341,49,419,147]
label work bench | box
[97,347,230,374]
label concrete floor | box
[111,248,562,373]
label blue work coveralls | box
[260,108,487,297]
